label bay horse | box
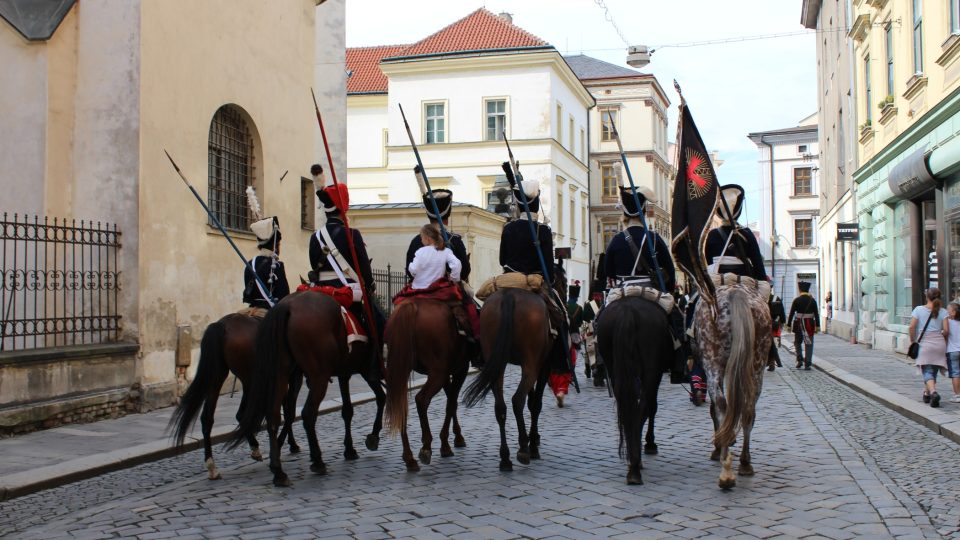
[694,285,771,489]
[595,296,671,485]
[168,313,303,480]
[463,268,566,471]
[229,291,385,487]
[384,298,468,472]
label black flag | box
[670,95,719,305]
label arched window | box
[208,105,256,230]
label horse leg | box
[451,365,468,449]
[718,445,736,489]
[280,370,303,454]
[527,368,549,460]
[493,376,512,471]
[644,395,659,455]
[361,368,385,451]
[202,368,229,479]
[400,426,418,472]
[512,372,535,465]
[439,376,459,458]
[338,376,359,460]
[414,374,445,465]
[234,392,263,462]
[302,381,330,475]
[267,378,290,487]
[738,408,755,476]
[627,402,644,485]
[708,376,723,462]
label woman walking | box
[941,302,960,403]
[909,288,948,408]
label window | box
[382,129,389,166]
[600,107,617,141]
[556,103,563,141]
[556,188,564,235]
[580,128,586,161]
[885,24,894,95]
[300,177,314,230]
[568,116,574,150]
[569,194,576,239]
[864,54,872,123]
[485,99,506,141]
[208,105,256,231]
[425,102,445,143]
[602,222,619,249]
[581,204,587,244]
[794,167,813,196]
[795,218,813,248]
[485,176,513,214]
[838,108,846,174]
[798,144,808,154]
[601,163,618,199]
[952,0,960,33]
[913,0,923,74]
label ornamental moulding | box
[849,14,871,42]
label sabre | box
[164,150,274,308]
[398,104,450,244]
[501,133,551,284]
[605,110,667,293]
[311,89,380,353]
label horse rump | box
[714,288,757,448]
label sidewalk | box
[0,375,419,502]
[804,334,960,444]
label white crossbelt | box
[314,230,362,302]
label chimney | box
[498,12,513,24]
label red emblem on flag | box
[685,149,713,199]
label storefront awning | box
[887,145,935,200]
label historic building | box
[748,117,821,310]
[849,0,960,352]
[0,0,345,431]
[802,0,862,341]
[344,9,595,290]
[564,55,672,285]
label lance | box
[398,104,450,244]
[164,150,274,308]
[502,133,551,284]
[311,89,380,352]
[605,111,667,293]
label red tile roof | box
[346,9,551,94]
[346,45,407,94]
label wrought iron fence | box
[0,214,122,352]
[371,264,407,315]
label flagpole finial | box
[673,79,683,97]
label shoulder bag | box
[908,309,936,360]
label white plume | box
[246,186,264,221]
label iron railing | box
[0,214,122,352]
[371,264,408,315]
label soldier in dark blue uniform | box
[242,205,290,315]
[308,164,384,342]
[602,186,675,292]
[705,184,767,281]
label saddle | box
[294,284,367,351]
[605,284,675,314]
[475,272,544,301]
[236,306,268,319]
[710,272,771,299]
[391,277,463,306]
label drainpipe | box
[762,137,776,285]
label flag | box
[670,99,719,305]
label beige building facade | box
[0,0,346,431]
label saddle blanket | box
[295,283,354,308]
[295,284,366,349]
[476,272,545,301]
[236,307,268,319]
[605,284,675,313]
[392,277,463,306]
[342,307,367,349]
[709,272,771,299]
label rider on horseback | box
[242,187,290,318]
[404,186,481,364]
[308,164,386,344]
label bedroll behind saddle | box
[710,272,771,299]
[605,284,675,314]
[475,272,545,301]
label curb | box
[0,384,412,502]
[812,354,960,446]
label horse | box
[229,291,386,487]
[168,313,303,480]
[595,296,671,485]
[383,298,469,471]
[463,267,566,471]
[694,284,771,489]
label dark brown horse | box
[168,313,302,480]
[230,291,385,486]
[384,299,468,471]
[463,270,565,471]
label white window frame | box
[599,106,619,142]
[423,100,447,144]
[483,97,508,141]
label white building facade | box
[748,118,821,309]
[345,9,595,289]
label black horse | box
[595,296,671,485]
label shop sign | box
[837,222,859,241]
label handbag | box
[908,310,936,360]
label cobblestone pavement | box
[2,365,959,539]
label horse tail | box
[385,301,418,436]
[169,318,225,447]
[228,303,289,449]
[715,288,755,448]
[608,301,647,459]
[463,290,515,407]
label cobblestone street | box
[2,362,959,539]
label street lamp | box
[626,45,650,68]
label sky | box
[345,0,817,225]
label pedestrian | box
[909,288,948,408]
[942,302,960,403]
[824,291,833,334]
[787,281,819,370]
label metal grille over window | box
[486,100,506,141]
[208,106,255,231]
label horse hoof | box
[250,448,264,462]
[710,449,721,461]
[517,451,530,465]
[310,462,328,475]
[499,460,513,472]
[644,444,659,455]
[530,449,541,460]
[418,448,432,465]
[344,448,359,461]
[440,446,454,458]
[718,477,736,490]
[627,471,643,485]
[365,434,380,451]
[288,443,301,454]
[454,435,466,448]
[405,461,420,472]
[207,470,222,480]
[273,474,292,487]
[739,464,755,476]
